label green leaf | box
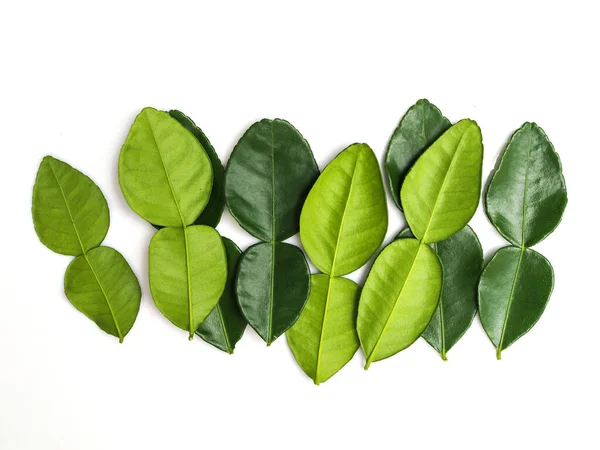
[287,274,360,385]
[385,99,450,210]
[485,122,567,247]
[119,107,213,227]
[65,246,141,342]
[236,242,310,345]
[300,143,388,277]
[401,119,483,244]
[169,110,226,228]
[358,239,442,368]
[32,156,109,256]
[225,118,319,242]
[195,237,246,353]
[149,225,227,339]
[478,246,554,359]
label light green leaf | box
[300,143,388,276]
[287,274,360,385]
[65,246,141,342]
[358,239,442,368]
[33,156,109,256]
[119,107,213,227]
[149,225,227,338]
[401,119,483,244]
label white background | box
[1,1,598,449]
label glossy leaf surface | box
[149,225,227,338]
[236,242,310,345]
[169,109,225,228]
[485,122,567,247]
[287,274,360,384]
[300,143,387,276]
[478,246,554,359]
[225,119,319,242]
[385,99,450,210]
[119,107,213,227]
[65,246,141,342]
[358,239,442,368]
[33,156,109,256]
[401,119,483,244]
[195,238,246,353]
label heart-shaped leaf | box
[358,239,442,368]
[401,119,483,244]
[119,107,213,227]
[149,225,227,338]
[385,99,450,210]
[287,274,360,385]
[225,118,319,242]
[195,237,246,353]
[300,143,388,277]
[65,246,141,342]
[236,242,310,345]
[478,246,554,359]
[33,156,109,256]
[485,122,567,247]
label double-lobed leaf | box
[300,143,388,277]
[358,239,442,368]
[287,274,360,385]
[485,122,567,248]
[225,118,319,242]
[196,238,246,353]
[401,119,483,244]
[119,107,213,227]
[478,246,554,359]
[149,225,228,339]
[385,99,450,210]
[236,242,310,345]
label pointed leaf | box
[287,274,360,385]
[195,237,246,353]
[478,246,554,359]
[385,99,450,210]
[300,143,388,276]
[358,239,442,368]
[225,118,319,242]
[149,225,227,338]
[485,122,567,247]
[236,242,310,345]
[119,107,213,227]
[33,156,109,256]
[401,119,483,244]
[65,246,141,342]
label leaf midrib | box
[314,275,333,384]
[267,122,276,345]
[520,129,533,247]
[497,248,524,359]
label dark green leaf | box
[225,119,319,242]
[485,122,567,247]
[478,246,554,359]
[385,99,450,210]
[195,237,246,353]
[236,241,310,345]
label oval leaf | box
[287,274,360,385]
[385,99,450,210]
[236,242,310,345]
[485,122,567,247]
[65,246,141,342]
[358,239,442,368]
[149,225,227,338]
[300,143,388,276]
[195,237,246,353]
[478,246,554,359]
[401,119,483,244]
[119,107,213,227]
[33,156,109,256]
[169,110,226,228]
[225,118,319,242]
